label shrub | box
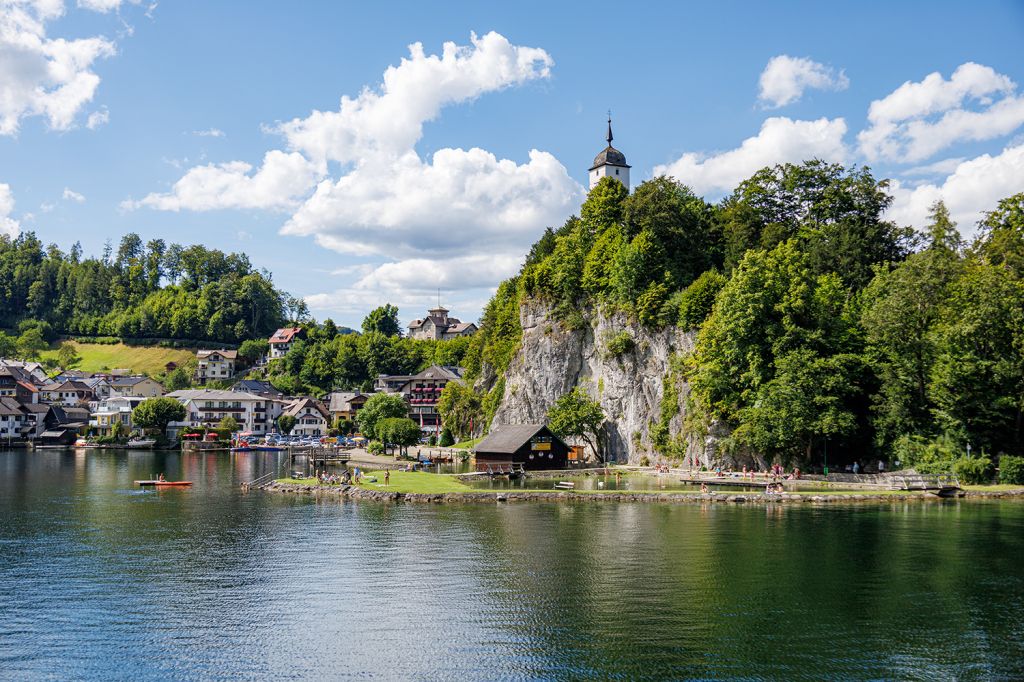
[639,455,651,467]
[604,330,634,358]
[999,455,1024,485]
[892,434,959,473]
[439,427,454,447]
[427,434,437,446]
[368,441,384,455]
[676,270,727,330]
[953,456,993,484]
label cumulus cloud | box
[859,62,1024,162]
[132,31,581,263]
[758,55,849,108]
[62,186,85,202]
[652,116,849,196]
[0,0,126,135]
[0,183,20,236]
[124,150,319,211]
[886,143,1024,234]
[283,147,577,258]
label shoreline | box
[259,481,1024,506]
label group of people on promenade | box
[313,468,391,487]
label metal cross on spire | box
[606,110,613,146]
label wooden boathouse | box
[474,424,570,472]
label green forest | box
[250,304,471,397]
[0,233,298,343]
[464,161,1024,472]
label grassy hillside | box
[41,341,195,376]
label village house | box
[268,327,303,359]
[407,306,477,341]
[281,397,330,437]
[165,389,282,436]
[231,379,283,398]
[108,376,165,398]
[39,379,95,406]
[375,365,464,435]
[0,365,42,397]
[327,391,368,425]
[0,359,49,384]
[0,397,28,443]
[19,402,52,440]
[195,349,237,384]
[89,395,147,435]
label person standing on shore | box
[384,470,390,486]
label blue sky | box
[2,1,1023,329]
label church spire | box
[606,112,613,146]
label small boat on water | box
[128,438,157,449]
[136,480,193,487]
[74,439,99,449]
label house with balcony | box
[0,397,29,443]
[375,365,464,434]
[165,389,282,436]
[268,327,304,359]
[195,350,238,384]
[282,397,330,437]
[327,391,368,425]
[89,395,147,435]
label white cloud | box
[193,127,224,137]
[0,183,20,236]
[283,147,578,258]
[133,31,580,264]
[900,157,966,177]
[887,143,1024,234]
[0,0,121,135]
[86,106,109,129]
[124,150,320,211]
[859,62,1024,162]
[62,186,85,202]
[758,55,849,108]
[39,201,54,212]
[76,0,139,11]
[652,116,849,196]
[274,31,552,167]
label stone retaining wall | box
[260,482,1024,506]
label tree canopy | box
[547,388,606,461]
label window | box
[615,169,619,175]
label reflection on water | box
[1,449,1023,680]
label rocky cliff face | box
[486,299,711,465]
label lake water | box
[2,449,1023,680]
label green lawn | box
[41,341,195,376]
[963,483,1024,492]
[356,470,474,494]
[451,436,484,449]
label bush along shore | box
[260,479,1024,506]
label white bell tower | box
[588,115,630,190]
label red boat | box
[136,480,193,487]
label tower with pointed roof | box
[588,115,630,190]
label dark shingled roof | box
[474,424,566,455]
[590,145,629,170]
